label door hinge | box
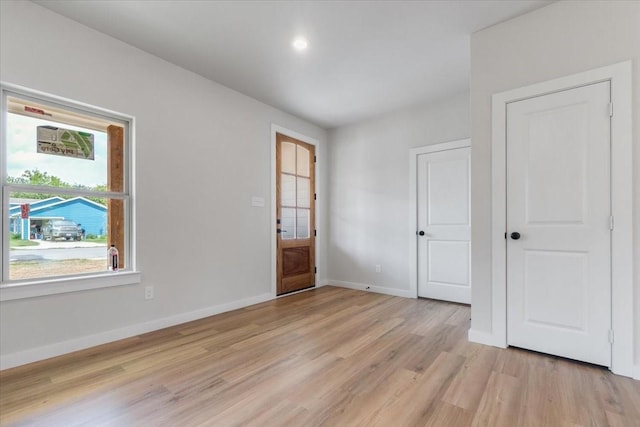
[505,232,507,240]
[608,102,613,117]
[314,155,317,163]
[609,215,614,230]
[314,229,317,237]
[608,329,614,344]
[314,266,317,274]
[314,193,317,201]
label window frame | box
[0,83,140,301]
[279,141,313,240]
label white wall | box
[0,0,328,367]
[470,1,640,369]
[328,93,469,295]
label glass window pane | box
[297,177,310,208]
[281,174,296,207]
[6,102,113,190]
[297,145,310,177]
[8,191,122,281]
[281,142,296,174]
[3,92,131,284]
[296,209,310,239]
[281,208,296,240]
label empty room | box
[1,0,639,425]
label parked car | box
[42,220,82,241]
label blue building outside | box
[9,197,107,239]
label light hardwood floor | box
[1,286,639,426]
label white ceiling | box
[34,0,552,129]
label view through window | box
[2,91,130,282]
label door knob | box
[510,232,521,240]
[417,231,425,236]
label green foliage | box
[9,239,39,247]
[8,169,106,205]
[8,169,70,188]
[10,232,21,240]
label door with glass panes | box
[276,133,315,295]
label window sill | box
[0,271,142,301]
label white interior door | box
[417,147,471,304]
[506,81,611,366]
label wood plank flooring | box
[1,286,639,426]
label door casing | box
[482,61,633,377]
[410,138,471,299]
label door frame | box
[409,138,471,299]
[489,61,633,377]
[271,124,320,298]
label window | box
[1,85,136,294]
[279,140,312,240]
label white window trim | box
[0,272,142,301]
[409,138,471,298]
[480,61,633,377]
[0,82,140,300]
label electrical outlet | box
[375,264,381,273]
[144,286,154,300]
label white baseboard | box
[633,364,640,381]
[317,278,330,287]
[329,280,414,299]
[468,328,507,348]
[0,292,272,371]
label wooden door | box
[276,133,315,295]
[417,147,471,304]
[506,81,611,366]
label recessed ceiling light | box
[292,38,308,51]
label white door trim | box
[487,61,633,377]
[270,124,320,298]
[409,138,471,298]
